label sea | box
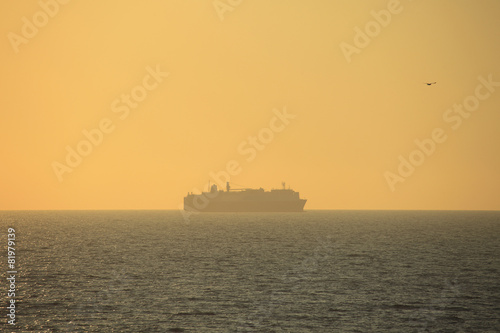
[0,210,499,332]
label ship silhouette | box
[184,182,307,212]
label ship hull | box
[184,198,307,212]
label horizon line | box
[0,209,499,212]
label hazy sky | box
[1,0,499,210]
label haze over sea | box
[1,210,499,332]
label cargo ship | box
[184,182,307,212]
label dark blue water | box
[1,210,499,332]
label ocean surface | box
[1,210,499,332]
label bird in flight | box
[424,82,437,86]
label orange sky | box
[1,0,499,210]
